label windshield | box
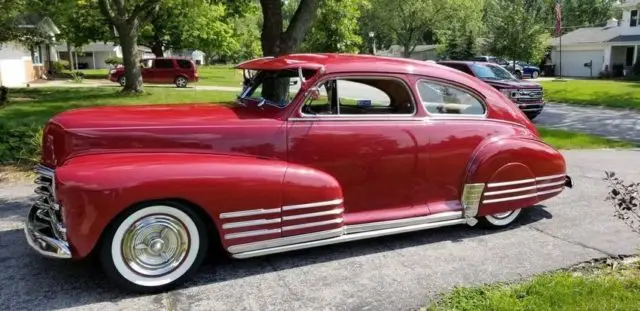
[470,63,515,80]
[237,69,315,108]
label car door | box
[140,59,156,83]
[151,58,176,84]
[286,74,428,229]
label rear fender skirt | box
[54,152,290,258]
[463,137,567,217]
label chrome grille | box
[33,165,66,241]
[516,89,543,101]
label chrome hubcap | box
[491,211,514,219]
[177,78,186,86]
[122,215,189,276]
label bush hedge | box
[0,123,42,166]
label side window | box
[302,78,415,116]
[417,81,485,116]
[631,10,638,27]
[177,59,192,69]
[154,59,174,69]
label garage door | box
[552,50,603,77]
[0,59,27,87]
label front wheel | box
[118,76,126,86]
[100,202,208,293]
[478,208,522,228]
[531,70,539,79]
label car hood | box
[42,103,288,166]
[51,102,282,129]
[481,79,541,89]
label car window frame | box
[294,74,418,121]
[415,78,488,119]
[153,58,175,69]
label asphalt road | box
[1,150,639,311]
[535,103,640,144]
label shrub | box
[0,123,43,165]
[105,56,123,67]
[50,60,69,73]
[612,64,625,78]
[604,171,640,234]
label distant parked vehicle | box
[438,60,545,120]
[512,61,541,79]
[108,57,199,88]
[473,56,508,66]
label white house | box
[549,0,640,77]
[56,42,156,69]
[166,49,206,65]
[376,45,440,61]
[0,15,60,87]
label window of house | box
[154,59,174,69]
[626,47,635,66]
[177,59,192,69]
[417,80,485,116]
[631,10,638,27]
[302,77,415,116]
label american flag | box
[555,2,562,36]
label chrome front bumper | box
[25,205,71,259]
[24,165,72,259]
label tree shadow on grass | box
[0,205,552,310]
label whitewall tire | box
[100,202,208,293]
[479,208,522,228]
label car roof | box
[235,53,472,77]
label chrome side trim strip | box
[232,218,467,259]
[282,218,343,231]
[282,199,343,211]
[222,218,281,229]
[487,178,536,188]
[484,185,537,196]
[483,187,563,204]
[283,208,344,221]
[220,208,281,219]
[228,228,345,254]
[487,173,566,188]
[535,174,566,181]
[346,211,462,234]
[536,180,567,188]
[224,229,281,240]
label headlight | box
[501,89,518,99]
[109,69,116,74]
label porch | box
[604,44,640,75]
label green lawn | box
[68,65,244,87]
[539,80,640,110]
[426,261,640,311]
[538,127,634,150]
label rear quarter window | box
[177,59,193,69]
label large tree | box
[437,0,485,60]
[98,0,162,93]
[369,0,463,58]
[484,0,550,63]
[259,0,320,56]
[301,0,368,53]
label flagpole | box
[559,31,562,79]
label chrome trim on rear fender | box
[282,199,343,211]
[482,187,563,204]
[461,183,485,226]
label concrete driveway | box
[1,150,639,311]
[535,103,640,144]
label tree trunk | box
[403,43,411,58]
[259,0,284,56]
[151,39,164,57]
[66,42,74,72]
[118,23,143,93]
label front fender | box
[464,137,567,216]
[55,152,291,257]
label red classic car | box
[108,57,199,88]
[26,53,572,292]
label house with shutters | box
[549,0,640,77]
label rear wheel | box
[175,76,188,88]
[531,70,539,79]
[478,208,522,228]
[100,201,208,293]
[118,76,126,86]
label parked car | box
[26,54,572,293]
[438,60,545,120]
[515,61,541,79]
[108,57,199,88]
[473,56,527,78]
